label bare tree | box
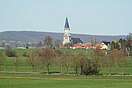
[0,52,5,71]
[28,50,40,72]
[38,48,56,74]
[14,54,19,72]
[59,53,72,74]
[54,49,63,73]
[72,54,81,75]
[54,39,61,48]
[44,36,53,48]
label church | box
[63,17,83,47]
[63,17,71,46]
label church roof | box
[71,38,83,44]
[64,17,70,28]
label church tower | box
[63,17,71,46]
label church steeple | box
[63,17,71,46]
[64,17,70,29]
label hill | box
[0,31,126,42]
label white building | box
[63,17,71,45]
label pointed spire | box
[64,17,70,28]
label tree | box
[38,48,56,74]
[71,51,88,75]
[127,33,132,56]
[13,54,19,72]
[44,36,53,48]
[54,39,61,48]
[37,41,43,48]
[54,49,63,73]
[0,52,5,71]
[60,53,72,73]
[72,53,82,75]
[111,41,120,50]
[28,50,40,72]
[106,49,127,74]
[91,36,96,46]
[119,39,127,55]
[92,49,106,70]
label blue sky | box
[0,0,132,35]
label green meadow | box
[0,48,132,88]
[0,78,132,88]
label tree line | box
[0,35,131,76]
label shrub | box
[82,59,100,76]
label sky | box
[0,0,132,35]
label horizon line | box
[0,30,129,36]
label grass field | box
[0,78,132,88]
[0,49,132,88]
